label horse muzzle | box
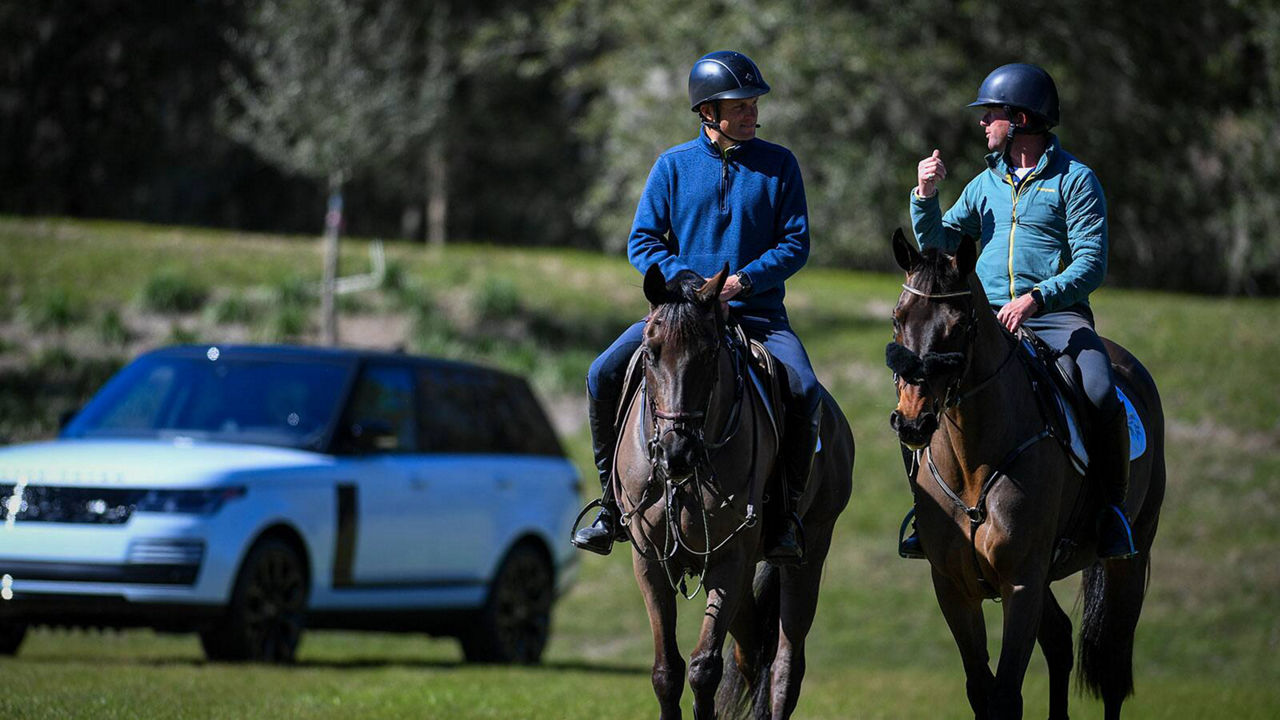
[890,409,938,450]
[653,432,700,480]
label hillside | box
[1,216,1277,718]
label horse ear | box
[955,235,978,277]
[644,264,668,306]
[892,228,922,272]
[696,264,730,306]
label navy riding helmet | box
[968,63,1059,128]
[688,50,770,112]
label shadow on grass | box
[8,655,648,676]
[294,657,649,676]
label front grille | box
[0,484,142,524]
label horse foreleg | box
[688,548,751,720]
[769,525,834,719]
[635,553,685,720]
[1036,588,1073,720]
[991,578,1048,720]
[932,567,994,720]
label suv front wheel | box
[461,544,553,664]
[0,621,26,655]
[201,537,309,663]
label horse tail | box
[1077,556,1149,704]
[716,561,781,720]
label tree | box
[220,0,418,344]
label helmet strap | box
[700,101,752,146]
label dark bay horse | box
[887,230,1165,720]
[614,265,854,719]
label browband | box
[901,284,971,299]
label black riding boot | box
[571,394,628,555]
[765,406,819,566]
[897,445,926,559]
[1093,403,1137,560]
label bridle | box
[891,278,1050,596]
[622,319,756,599]
[890,282,981,411]
[643,325,747,472]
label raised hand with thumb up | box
[916,149,947,198]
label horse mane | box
[651,270,722,345]
[915,247,966,294]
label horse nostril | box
[889,411,902,433]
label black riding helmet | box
[968,63,1059,132]
[688,50,770,112]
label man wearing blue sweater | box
[573,50,819,565]
[899,63,1137,561]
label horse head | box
[641,263,730,480]
[887,228,980,449]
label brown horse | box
[887,230,1164,720]
[614,264,854,719]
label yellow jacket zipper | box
[1005,169,1040,300]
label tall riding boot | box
[765,406,820,566]
[571,395,628,555]
[1093,402,1138,560]
[897,445,926,559]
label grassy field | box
[0,217,1277,718]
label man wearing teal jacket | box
[901,63,1138,561]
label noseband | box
[887,283,980,409]
[643,328,746,467]
[887,282,1019,411]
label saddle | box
[1015,328,1146,474]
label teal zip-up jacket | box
[909,134,1107,313]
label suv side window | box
[417,364,562,456]
[416,364,489,453]
[488,378,563,456]
[337,364,417,454]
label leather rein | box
[620,324,761,599]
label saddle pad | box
[1056,386,1147,472]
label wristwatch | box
[1030,287,1044,309]
[735,271,753,297]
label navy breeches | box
[587,315,821,419]
[1023,308,1120,417]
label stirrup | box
[1097,504,1138,560]
[898,507,926,559]
[570,500,624,555]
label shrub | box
[474,278,520,320]
[96,308,131,346]
[141,269,209,314]
[25,288,87,331]
[209,294,256,325]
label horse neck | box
[703,340,742,446]
[937,295,1034,476]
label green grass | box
[0,216,1277,718]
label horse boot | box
[571,394,629,555]
[1092,401,1138,560]
[765,405,819,566]
[897,445,926,559]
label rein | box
[618,327,759,599]
[895,280,1056,596]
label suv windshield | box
[63,353,352,450]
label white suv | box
[0,345,581,663]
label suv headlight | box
[133,487,247,515]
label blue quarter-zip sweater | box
[628,132,809,322]
[909,134,1108,313]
